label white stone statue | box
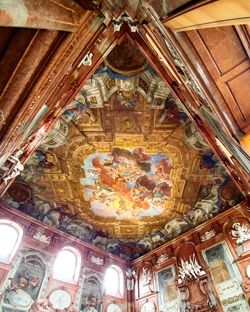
[178,254,205,283]
[126,267,136,291]
[200,229,216,242]
[90,255,104,266]
[1,149,24,183]
[78,51,93,67]
[33,231,51,244]
[141,267,152,286]
[156,253,168,264]
[113,18,123,32]
[231,222,250,244]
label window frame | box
[52,246,81,284]
[104,265,124,298]
[0,219,23,264]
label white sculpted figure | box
[141,267,152,286]
[126,267,136,291]
[231,222,250,244]
[90,255,104,266]
[78,51,93,67]
[2,149,24,183]
[178,254,205,282]
[156,253,168,264]
[200,229,216,242]
[126,268,136,279]
[33,231,51,244]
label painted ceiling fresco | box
[81,148,172,220]
[2,41,243,260]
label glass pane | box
[53,249,77,281]
[0,224,18,262]
[104,267,119,295]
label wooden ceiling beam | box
[164,0,250,32]
[0,22,127,196]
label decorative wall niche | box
[0,248,50,312]
[77,268,104,312]
[202,242,249,311]
[155,265,179,311]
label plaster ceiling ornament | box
[178,254,206,283]
[33,231,51,244]
[231,222,250,245]
[112,11,140,33]
[117,80,138,108]
[200,229,216,242]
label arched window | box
[53,246,81,284]
[0,219,23,264]
[104,265,124,297]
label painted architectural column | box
[0,0,88,32]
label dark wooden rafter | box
[0,10,103,154]
[0,21,129,195]
[0,30,65,139]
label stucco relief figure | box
[33,231,51,244]
[156,253,168,264]
[3,271,40,308]
[78,51,94,67]
[126,267,136,291]
[141,267,152,286]
[200,229,216,242]
[231,222,250,244]
[178,254,205,283]
[31,299,80,312]
[1,149,24,183]
[80,269,103,312]
[90,255,104,266]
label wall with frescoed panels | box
[132,201,250,312]
[1,201,250,312]
[0,203,128,312]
